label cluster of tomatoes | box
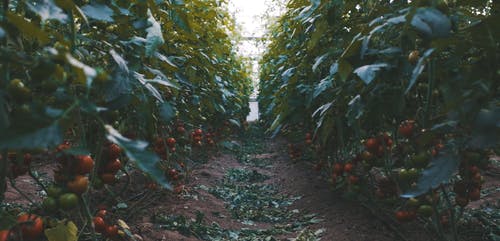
[288,143,303,160]
[331,162,358,187]
[0,214,44,241]
[92,209,120,240]
[154,136,177,160]
[191,128,204,147]
[454,156,484,207]
[96,143,123,186]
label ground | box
[3,126,499,241]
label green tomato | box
[42,197,58,212]
[58,193,79,210]
[418,205,433,217]
[46,186,63,198]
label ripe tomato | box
[59,193,79,210]
[348,175,359,184]
[344,163,353,173]
[23,153,33,165]
[364,138,379,152]
[194,129,203,136]
[17,214,44,240]
[469,165,479,175]
[76,155,94,174]
[105,159,122,174]
[100,173,116,184]
[96,209,108,219]
[0,230,10,241]
[469,188,480,201]
[305,132,312,140]
[67,175,89,194]
[395,211,408,222]
[398,120,415,138]
[455,196,469,207]
[408,50,420,64]
[105,225,119,238]
[166,137,176,148]
[93,217,106,233]
[333,163,343,174]
[108,143,122,159]
[176,126,185,134]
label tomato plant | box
[259,0,499,240]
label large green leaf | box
[353,63,389,85]
[411,8,451,39]
[145,9,165,57]
[105,125,172,190]
[401,144,459,198]
[6,12,50,44]
[159,102,176,122]
[27,0,68,23]
[0,123,63,149]
[81,3,114,22]
[44,221,78,241]
[346,95,363,127]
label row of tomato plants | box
[0,0,251,240]
[259,0,498,240]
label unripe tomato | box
[417,205,433,217]
[42,197,58,212]
[7,79,31,102]
[46,185,63,198]
[17,214,44,240]
[76,155,94,174]
[408,50,420,64]
[67,175,89,194]
[59,193,79,210]
[105,159,122,174]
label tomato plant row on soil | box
[0,0,252,240]
[258,0,499,241]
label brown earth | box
[3,135,499,241]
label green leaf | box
[411,8,451,39]
[346,95,363,127]
[353,63,389,85]
[44,221,78,241]
[105,125,172,190]
[401,144,459,198]
[27,0,68,23]
[65,53,97,88]
[312,53,329,73]
[145,9,165,57]
[337,60,352,82]
[313,77,332,98]
[228,119,241,128]
[6,12,50,44]
[159,102,176,122]
[81,3,114,22]
[0,123,62,149]
[0,210,16,230]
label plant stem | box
[441,186,458,241]
[0,150,8,204]
[424,59,435,128]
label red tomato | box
[67,175,89,194]
[364,138,379,152]
[105,159,122,173]
[344,163,353,173]
[398,120,415,138]
[333,163,343,175]
[76,155,94,174]
[108,144,122,159]
[100,173,116,184]
[194,129,203,136]
[105,225,118,238]
[93,217,106,233]
[17,214,44,240]
[96,209,108,219]
[166,138,176,148]
[0,230,10,241]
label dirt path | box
[127,126,436,241]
